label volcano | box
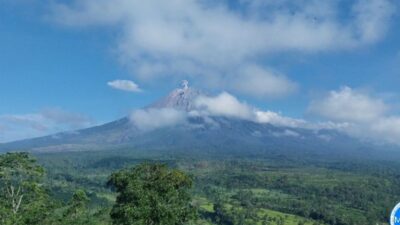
[0,81,386,160]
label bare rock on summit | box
[149,80,203,112]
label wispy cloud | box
[49,0,396,98]
[194,92,315,128]
[107,79,142,92]
[130,108,186,130]
[255,110,307,128]
[0,108,94,143]
[130,91,340,133]
[230,65,298,98]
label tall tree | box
[62,189,91,224]
[108,163,197,225]
[0,152,53,225]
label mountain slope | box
[0,81,388,160]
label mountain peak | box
[148,80,202,111]
[181,80,189,90]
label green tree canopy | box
[108,163,197,225]
[0,152,53,225]
[56,189,93,225]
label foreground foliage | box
[0,153,53,225]
[0,152,197,225]
[1,150,398,225]
[108,163,196,225]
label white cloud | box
[309,86,400,144]
[129,91,312,131]
[194,92,254,119]
[309,86,387,123]
[127,88,400,145]
[370,117,400,144]
[194,92,315,128]
[130,108,187,130]
[352,0,396,43]
[49,0,396,98]
[255,110,307,128]
[0,108,94,143]
[191,92,353,134]
[107,80,141,92]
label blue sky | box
[0,0,400,143]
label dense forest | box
[1,149,398,225]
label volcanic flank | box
[0,81,368,157]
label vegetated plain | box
[33,147,399,225]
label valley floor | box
[36,149,398,225]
